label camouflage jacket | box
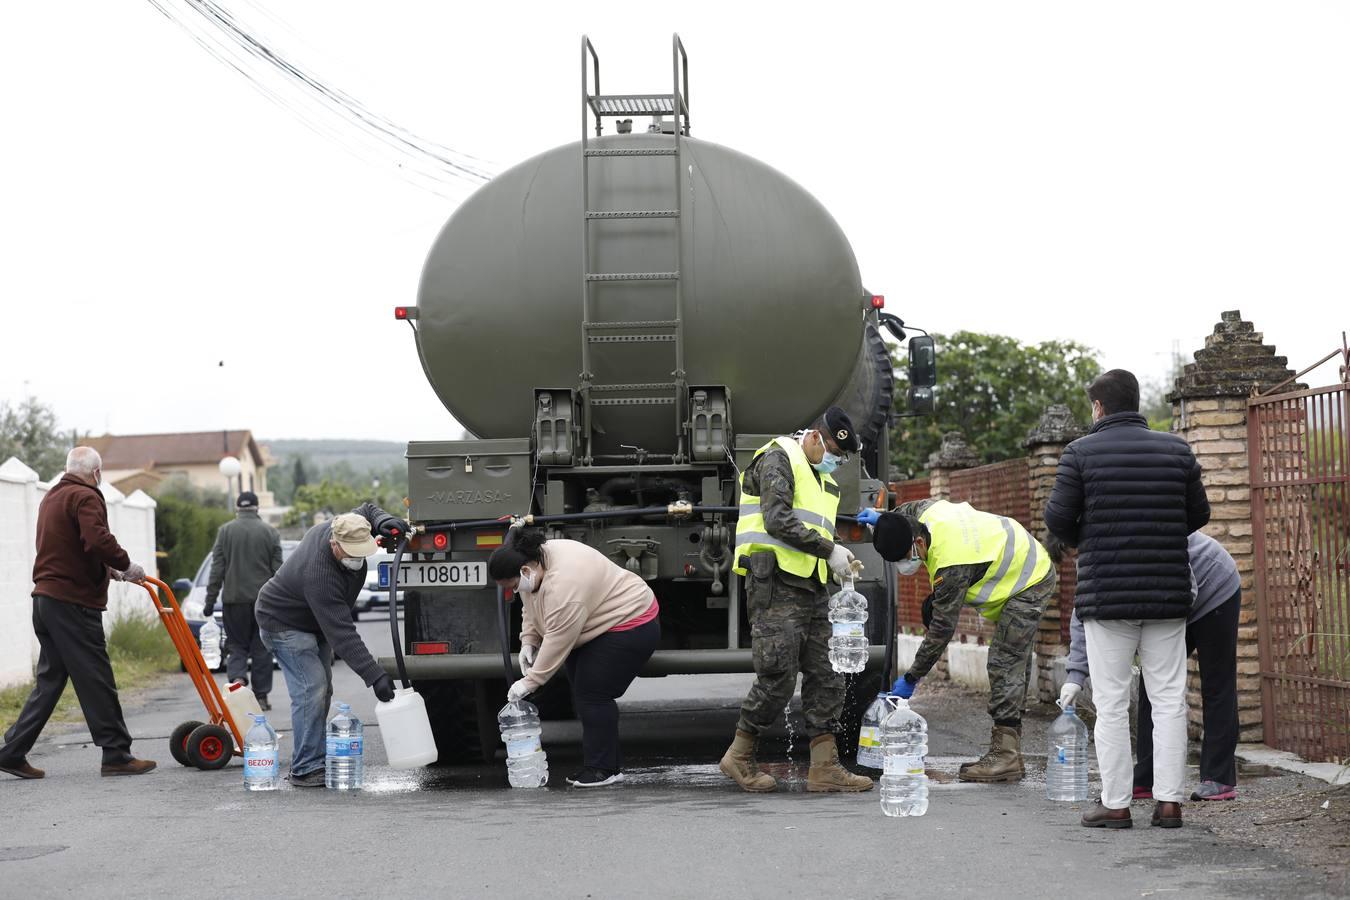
[895,499,991,680]
[742,446,836,591]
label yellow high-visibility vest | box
[733,436,839,583]
[919,500,1052,620]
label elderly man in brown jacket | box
[0,447,157,779]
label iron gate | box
[1249,354,1350,763]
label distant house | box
[87,430,272,505]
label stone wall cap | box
[925,432,982,470]
[1168,310,1302,401]
[1024,404,1089,448]
[0,457,40,484]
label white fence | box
[0,458,158,689]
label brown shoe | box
[101,758,157,777]
[958,725,1025,783]
[0,759,45,779]
[1081,801,1132,828]
[1151,801,1183,828]
[806,734,873,793]
[719,729,777,793]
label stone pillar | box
[1168,310,1300,744]
[925,432,980,500]
[1023,405,1088,702]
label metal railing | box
[1249,345,1350,763]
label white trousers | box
[1083,617,1188,808]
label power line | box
[146,0,494,196]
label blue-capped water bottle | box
[1046,702,1089,801]
[325,702,364,790]
[243,713,280,792]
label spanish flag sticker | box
[476,533,505,549]
[933,575,944,587]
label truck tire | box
[415,678,500,765]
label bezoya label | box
[506,735,542,758]
[245,749,278,776]
[327,737,362,758]
[883,754,924,776]
[832,622,865,638]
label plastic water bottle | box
[498,700,548,788]
[242,713,280,791]
[325,703,364,790]
[199,618,221,671]
[879,698,928,817]
[1046,703,1090,801]
[827,582,868,673]
[857,693,899,770]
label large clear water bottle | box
[243,713,280,792]
[827,582,868,673]
[325,702,364,790]
[498,700,548,788]
[856,693,899,770]
[879,698,929,817]
[1046,702,1090,801]
[199,618,222,671]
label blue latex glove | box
[893,674,917,700]
[856,507,881,526]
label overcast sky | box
[2,1,1344,444]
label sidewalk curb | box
[1235,743,1350,786]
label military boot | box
[806,734,874,792]
[719,729,777,793]
[958,725,1024,783]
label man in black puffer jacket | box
[1045,369,1209,831]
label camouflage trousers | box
[986,570,1056,724]
[736,555,843,739]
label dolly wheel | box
[186,723,234,770]
[170,720,205,767]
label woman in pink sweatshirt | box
[489,529,660,787]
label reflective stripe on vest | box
[733,436,839,582]
[919,500,1052,620]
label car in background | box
[175,540,299,672]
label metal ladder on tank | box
[578,34,691,466]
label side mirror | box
[172,578,193,595]
[908,385,935,416]
[908,335,937,387]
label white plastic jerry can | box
[222,681,262,741]
[376,687,439,769]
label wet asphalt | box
[0,619,1336,899]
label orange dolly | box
[140,577,242,770]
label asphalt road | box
[0,618,1338,899]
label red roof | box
[87,431,264,470]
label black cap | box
[872,511,915,562]
[820,406,859,453]
[236,491,259,509]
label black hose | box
[495,584,513,683]
[388,534,411,688]
[881,549,898,691]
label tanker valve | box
[666,500,693,518]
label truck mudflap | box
[380,645,886,680]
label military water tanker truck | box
[379,35,936,762]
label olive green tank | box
[415,132,879,455]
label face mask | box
[801,431,841,474]
[517,568,538,594]
[896,545,923,576]
[340,556,364,571]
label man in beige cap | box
[256,502,406,787]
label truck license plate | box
[378,560,488,589]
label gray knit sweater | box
[255,503,394,685]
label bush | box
[107,611,179,671]
[153,477,232,584]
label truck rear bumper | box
[379,645,885,680]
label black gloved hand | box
[377,517,409,546]
[202,601,216,618]
[372,673,396,703]
[1043,533,1071,566]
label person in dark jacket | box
[1045,369,1210,830]
[202,491,283,709]
[0,447,157,779]
[255,503,405,787]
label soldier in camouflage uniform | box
[720,407,873,793]
[867,499,1055,783]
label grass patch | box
[0,610,181,733]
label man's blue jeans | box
[259,629,331,777]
